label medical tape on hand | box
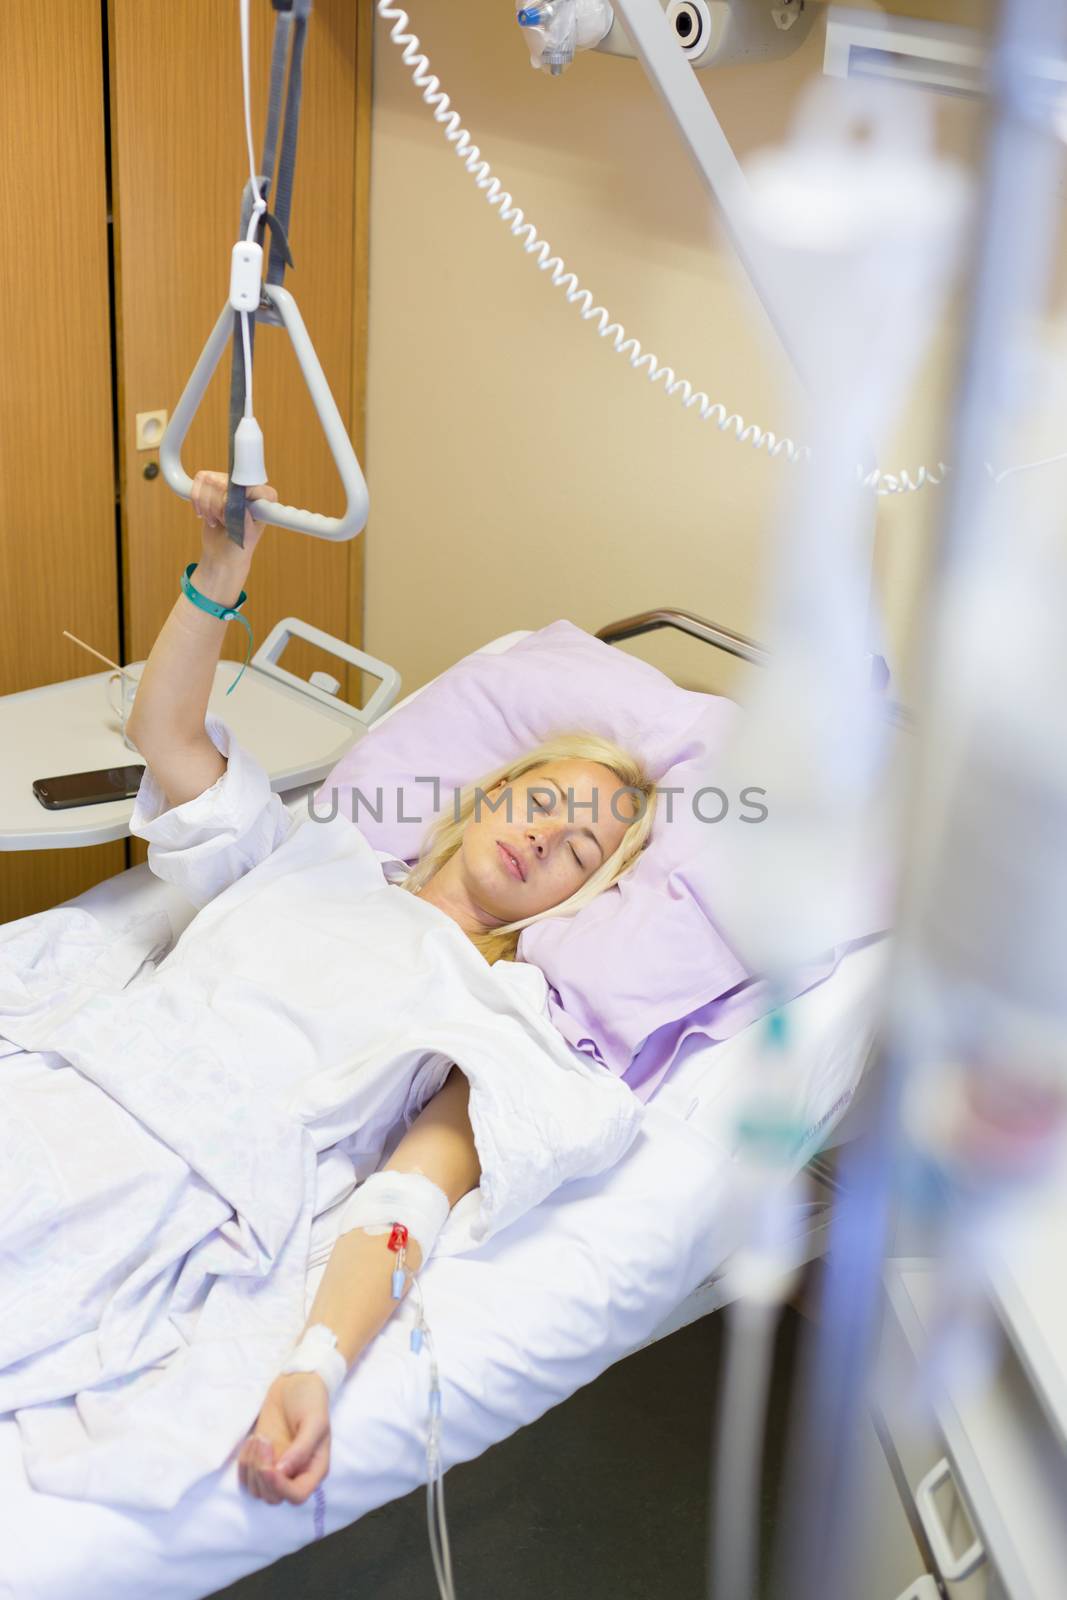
[280,1322,347,1403]
[335,1170,452,1266]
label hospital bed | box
[0,618,888,1600]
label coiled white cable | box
[377,0,956,498]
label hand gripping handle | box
[159,283,369,543]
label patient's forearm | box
[304,1226,424,1367]
[132,563,247,744]
[303,1066,481,1371]
[125,558,249,807]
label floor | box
[215,1308,802,1600]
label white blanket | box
[0,719,642,1511]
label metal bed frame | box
[596,606,911,727]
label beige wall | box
[362,0,995,702]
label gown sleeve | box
[128,713,296,909]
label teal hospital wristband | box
[181,563,254,695]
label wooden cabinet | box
[1,1,371,918]
[0,1,124,918]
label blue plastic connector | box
[517,7,543,25]
[765,1007,789,1049]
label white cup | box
[107,665,144,752]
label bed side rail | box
[596,607,911,729]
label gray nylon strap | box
[225,1,311,545]
[267,11,307,286]
[261,11,291,189]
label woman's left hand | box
[238,1373,331,1505]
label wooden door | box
[109,0,372,864]
[0,1,125,921]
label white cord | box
[378,1,1067,500]
[239,0,268,242]
[240,309,254,420]
[409,1273,457,1600]
[990,447,1067,485]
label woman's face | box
[432,758,640,930]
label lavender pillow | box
[316,620,842,1101]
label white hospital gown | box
[0,716,641,1510]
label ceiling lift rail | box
[159,0,369,544]
[606,0,806,389]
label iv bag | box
[700,82,970,984]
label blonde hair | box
[400,731,658,965]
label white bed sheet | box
[1,1090,751,1600]
[0,863,883,1600]
[0,629,889,1600]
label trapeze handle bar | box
[159,282,369,543]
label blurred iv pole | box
[773,3,1067,1598]
[701,65,969,1600]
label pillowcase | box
[315,620,844,1101]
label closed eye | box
[533,792,581,866]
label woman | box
[7,473,656,1511]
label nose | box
[525,818,561,862]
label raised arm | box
[125,472,276,810]
[239,1066,481,1506]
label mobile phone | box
[32,765,146,810]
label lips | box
[497,841,526,882]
